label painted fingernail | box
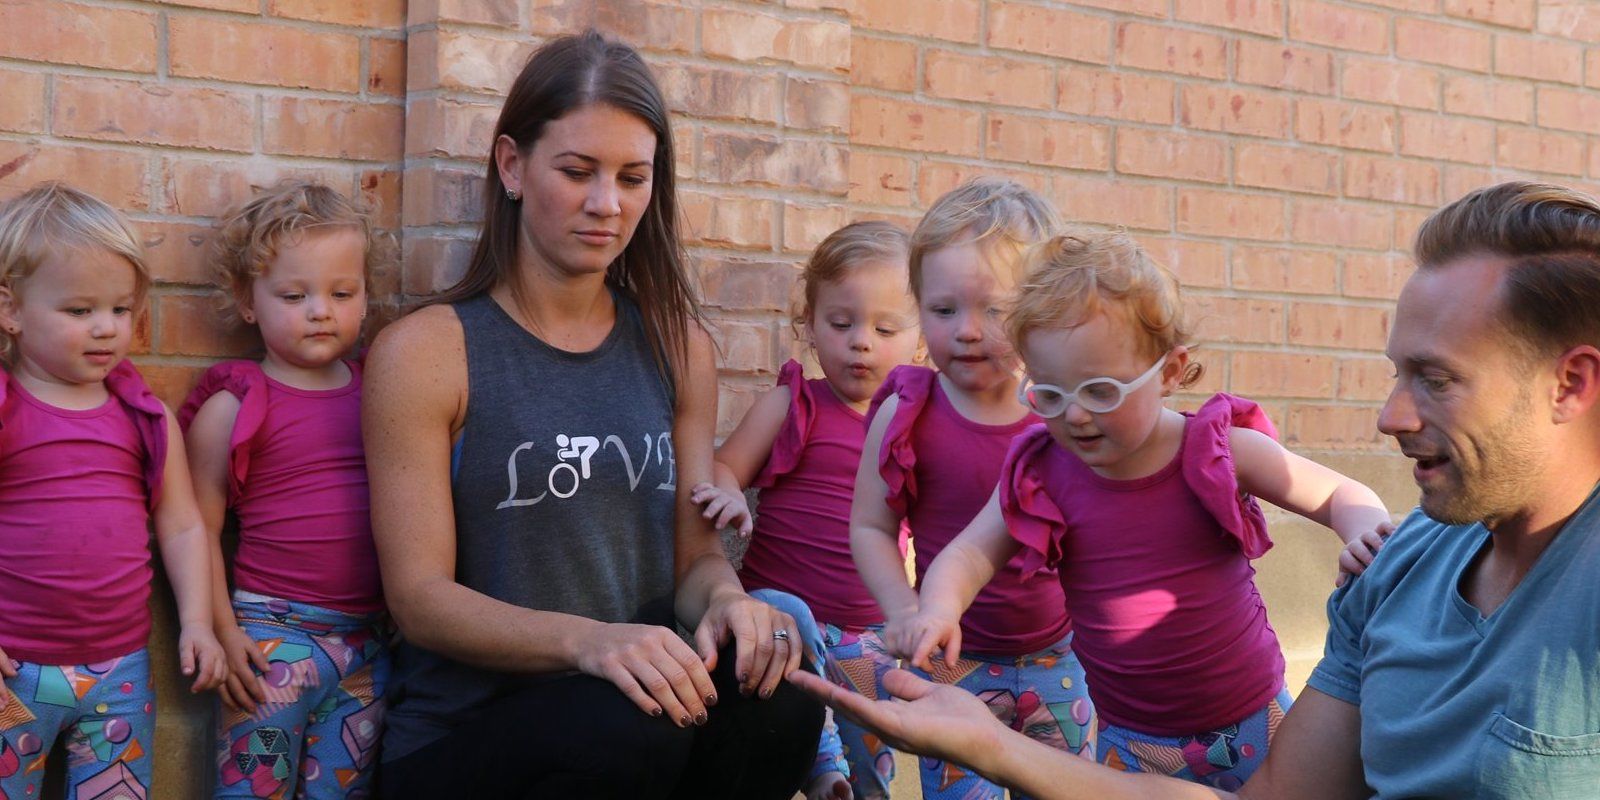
[706,693,718,706]
[679,714,692,727]
[738,672,748,683]
[760,687,772,699]
[651,707,664,717]
[694,711,707,725]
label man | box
[791,182,1600,798]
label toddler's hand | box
[179,624,228,693]
[1337,520,1395,586]
[216,625,270,713]
[884,608,962,671]
[0,644,17,679]
[690,482,753,538]
[804,769,852,800]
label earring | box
[241,311,254,324]
[506,188,520,202]
[2,325,15,334]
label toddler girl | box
[902,230,1391,790]
[0,182,225,799]
[178,182,389,799]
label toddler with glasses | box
[895,230,1392,790]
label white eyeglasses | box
[1017,354,1169,417]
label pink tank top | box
[0,362,167,664]
[870,365,1069,655]
[179,361,381,613]
[738,360,882,628]
[1002,394,1285,734]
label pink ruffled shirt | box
[0,361,167,664]
[179,360,381,613]
[1002,394,1285,734]
[738,360,884,628]
[870,365,1069,655]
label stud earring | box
[241,311,255,324]
[506,188,520,202]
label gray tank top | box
[384,291,678,760]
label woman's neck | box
[494,266,617,352]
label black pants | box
[379,646,824,799]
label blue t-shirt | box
[1307,495,1600,798]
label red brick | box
[784,204,850,253]
[1116,22,1229,79]
[851,96,982,157]
[698,257,801,313]
[1539,0,1600,42]
[416,0,522,27]
[1235,142,1339,196]
[847,151,914,207]
[852,0,981,43]
[1235,40,1335,95]
[716,320,778,375]
[1399,113,1494,164]
[700,133,847,194]
[170,16,361,93]
[680,191,776,250]
[918,162,1047,207]
[1343,253,1415,298]
[1232,246,1340,294]
[1590,50,1600,88]
[1177,189,1286,241]
[0,143,149,209]
[0,68,45,134]
[1396,18,1492,71]
[1137,237,1229,288]
[405,97,500,160]
[1181,85,1291,138]
[988,2,1111,64]
[1338,357,1397,402]
[717,384,763,438]
[54,77,253,153]
[1190,296,1286,345]
[528,0,695,55]
[1051,175,1172,232]
[1358,0,1440,9]
[1441,165,1496,201]
[156,294,260,358]
[369,37,406,98]
[786,78,849,133]
[1286,404,1389,449]
[411,29,534,94]
[265,98,404,161]
[1442,76,1533,123]
[1115,129,1228,184]
[401,166,482,227]
[400,236,472,296]
[1057,66,1175,124]
[359,169,404,237]
[1288,302,1391,351]
[1393,208,1433,253]
[1344,155,1441,206]
[703,9,850,72]
[1291,200,1391,250]
[0,0,156,72]
[131,362,202,410]
[1294,99,1396,152]
[924,50,1056,110]
[1593,147,1600,180]
[268,0,405,28]
[1289,1,1390,54]
[1496,127,1587,176]
[159,158,350,218]
[658,64,781,125]
[1230,351,1336,398]
[160,0,256,11]
[1058,0,1166,16]
[1495,35,1584,84]
[1341,57,1440,109]
[851,35,918,92]
[1536,87,1600,133]
[1444,0,1534,29]
[1178,0,1286,36]
[140,221,214,287]
[986,112,1109,170]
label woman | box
[365,32,822,798]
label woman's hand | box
[215,624,270,713]
[693,591,802,700]
[179,623,228,693]
[689,482,753,539]
[575,622,719,728]
[884,606,963,671]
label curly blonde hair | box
[0,182,149,365]
[792,220,910,336]
[908,177,1058,298]
[212,181,379,322]
[1007,229,1202,387]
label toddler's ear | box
[0,285,18,333]
[1161,345,1192,395]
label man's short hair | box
[1414,182,1600,362]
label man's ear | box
[1551,344,1600,425]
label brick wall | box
[3,0,1600,796]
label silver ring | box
[773,629,790,642]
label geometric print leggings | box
[0,648,155,800]
[214,593,389,799]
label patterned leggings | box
[214,593,390,799]
[824,627,1097,800]
[0,648,155,800]
[1097,688,1293,792]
